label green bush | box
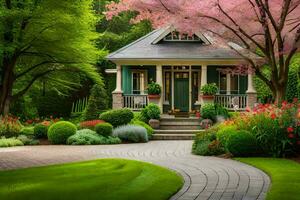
[17,135,40,145]
[147,82,161,95]
[99,108,134,127]
[113,125,148,143]
[141,103,160,122]
[226,130,260,157]
[286,68,299,102]
[201,103,217,121]
[34,124,48,138]
[130,119,154,138]
[216,125,237,147]
[20,126,34,136]
[215,104,229,119]
[95,123,113,137]
[67,129,121,145]
[200,83,218,95]
[0,116,22,138]
[82,84,108,120]
[48,121,77,144]
[0,137,24,147]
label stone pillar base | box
[112,91,123,109]
[246,92,257,109]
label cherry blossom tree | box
[105,0,300,103]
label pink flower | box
[288,133,295,139]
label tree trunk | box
[272,84,287,104]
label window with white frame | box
[218,72,240,94]
[163,31,204,43]
[132,70,147,94]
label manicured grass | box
[0,159,183,200]
[235,158,300,200]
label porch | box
[112,65,257,112]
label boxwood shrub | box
[34,124,48,138]
[113,125,148,143]
[95,123,113,137]
[99,108,134,127]
[47,121,77,144]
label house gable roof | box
[106,27,259,61]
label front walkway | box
[0,141,270,200]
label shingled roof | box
[106,27,257,61]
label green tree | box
[82,84,108,120]
[0,0,104,115]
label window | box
[164,72,171,103]
[132,71,147,94]
[219,73,227,94]
[192,72,199,105]
[231,75,239,94]
[163,31,204,43]
[218,72,240,94]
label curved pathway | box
[0,141,270,200]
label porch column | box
[112,64,123,109]
[226,73,231,95]
[199,65,207,104]
[156,65,163,112]
[246,73,257,109]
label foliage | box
[10,96,39,121]
[67,129,120,145]
[236,158,300,200]
[47,121,77,144]
[0,0,104,114]
[200,103,217,121]
[200,83,218,95]
[20,126,34,136]
[130,119,154,138]
[226,130,260,157]
[113,125,148,143]
[286,68,300,102]
[0,159,183,200]
[17,135,39,145]
[99,108,134,127]
[95,123,113,137]
[0,116,22,138]
[79,120,105,130]
[34,124,48,139]
[215,104,229,120]
[82,85,108,120]
[141,103,161,122]
[0,137,23,148]
[147,82,161,95]
[216,125,237,147]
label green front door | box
[174,72,189,112]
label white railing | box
[123,95,148,111]
[215,94,247,111]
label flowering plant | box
[79,120,105,130]
[0,115,23,138]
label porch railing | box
[214,94,247,111]
[123,94,148,111]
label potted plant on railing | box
[147,82,161,104]
[200,83,218,104]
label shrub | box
[17,135,40,145]
[200,83,218,95]
[215,104,229,120]
[130,119,154,138]
[67,129,121,145]
[226,130,260,157]
[0,137,23,147]
[99,108,134,127]
[141,103,160,122]
[147,82,161,95]
[82,84,108,120]
[48,121,77,144]
[79,120,105,130]
[216,126,237,147]
[34,124,48,138]
[201,103,217,121]
[0,116,22,138]
[95,123,113,137]
[113,125,148,143]
[20,126,34,136]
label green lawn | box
[0,159,183,200]
[235,158,300,200]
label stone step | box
[160,121,200,126]
[152,133,195,140]
[154,130,201,134]
[159,125,201,130]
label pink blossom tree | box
[105,0,300,103]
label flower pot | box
[149,119,160,129]
[201,95,215,104]
[148,94,160,99]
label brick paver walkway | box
[0,141,270,200]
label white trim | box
[114,65,122,92]
[131,70,147,94]
[189,66,192,112]
[105,69,117,74]
[226,73,231,95]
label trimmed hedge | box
[226,130,260,157]
[140,103,160,122]
[0,138,23,147]
[34,124,48,138]
[99,108,134,127]
[47,121,77,144]
[113,125,148,143]
[95,123,113,137]
[130,119,154,138]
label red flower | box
[270,113,276,119]
[196,112,201,118]
[288,133,295,139]
[245,107,251,112]
[287,127,294,133]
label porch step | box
[152,130,201,140]
[159,117,201,130]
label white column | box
[226,73,231,95]
[114,65,122,92]
[156,65,163,112]
[246,74,256,93]
[201,65,207,87]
